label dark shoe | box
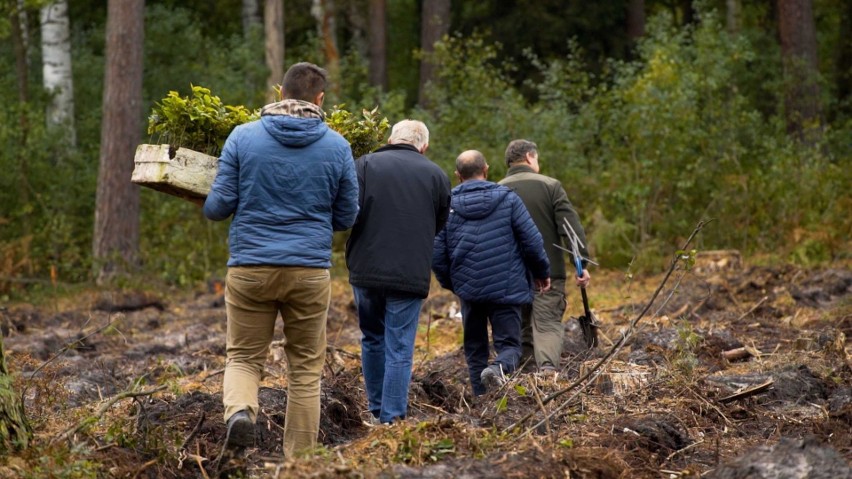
[480,364,506,391]
[225,410,254,448]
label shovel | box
[560,217,598,349]
[573,255,599,349]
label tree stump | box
[0,335,31,453]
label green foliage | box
[672,320,702,379]
[147,85,259,156]
[326,105,390,158]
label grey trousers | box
[521,279,567,369]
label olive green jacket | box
[499,165,588,280]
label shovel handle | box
[573,256,584,279]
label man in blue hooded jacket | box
[432,150,550,395]
[203,62,359,455]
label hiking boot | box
[537,363,559,380]
[225,410,254,449]
[480,364,506,391]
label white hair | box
[388,120,429,150]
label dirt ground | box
[0,258,850,478]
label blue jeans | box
[460,301,522,396]
[352,286,423,424]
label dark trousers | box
[460,301,523,395]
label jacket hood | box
[261,114,329,147]
[451,180,510,220]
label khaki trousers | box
[223,266,330,457]
[521,279,567,369]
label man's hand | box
[534,277,551,294]
[575,269,591,287]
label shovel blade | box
[578,314,599,349]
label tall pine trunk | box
[93,0,144,283]
[368,0,387,89]
[418,0,450,108]
[777,0,822,143]
[40,0,76,147]
[311,0,339,95]
[627,0,645,41]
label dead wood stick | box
[178,411,206,453]
[718,378,773,404]
[721,346,761,361]
[53,385,168,444]
[529,378,551,439]
[671,302,690,319]
[722,347,750,361]
[194,442,211,479]
[506,220,709,437]
[131,459,158,479]
[735,296,768,322]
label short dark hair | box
[456,151,488,180]
[282,62,328,102]
[505,139,538,167]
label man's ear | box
[483,165,489,179]
[419,143,429,154]
[314,91,325,107]
[454,170,463,183]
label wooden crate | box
[131,144,218,202]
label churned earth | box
[1,258,850,478]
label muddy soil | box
[1,263,850,478]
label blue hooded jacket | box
[432,180,550,304]
[203,108,359,268]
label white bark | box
[242,0,261,36]
[40,0,76,146]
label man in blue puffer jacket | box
[432,150,550,395]
[203,62,359,456]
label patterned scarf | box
[261,99,325,120]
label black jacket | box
[346,143,451,297]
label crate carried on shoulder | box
[131,144,218,202]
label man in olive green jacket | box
[498,139,591,373]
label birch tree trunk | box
[264,0,284,103]
[368,0,387,89]
[418,0,450,108]
[40,0,76,147]
[93,0,144,283]
[242,0,261,36]
[777,0,823,143]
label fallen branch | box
[53,385,168,444]
[718,378,773,404]
[721,346,761,361]
[505,220,709,437]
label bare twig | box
[504,220,709,437]
[53,384,168,444]
[735,296,768,322]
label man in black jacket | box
[346,120,451,424]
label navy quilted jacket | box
[203,111,359,267]
[432,180,550,304]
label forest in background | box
[0,0,850,299]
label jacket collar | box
[506,164,537,176]
[261,99,325,120]
[374,143,420,154]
